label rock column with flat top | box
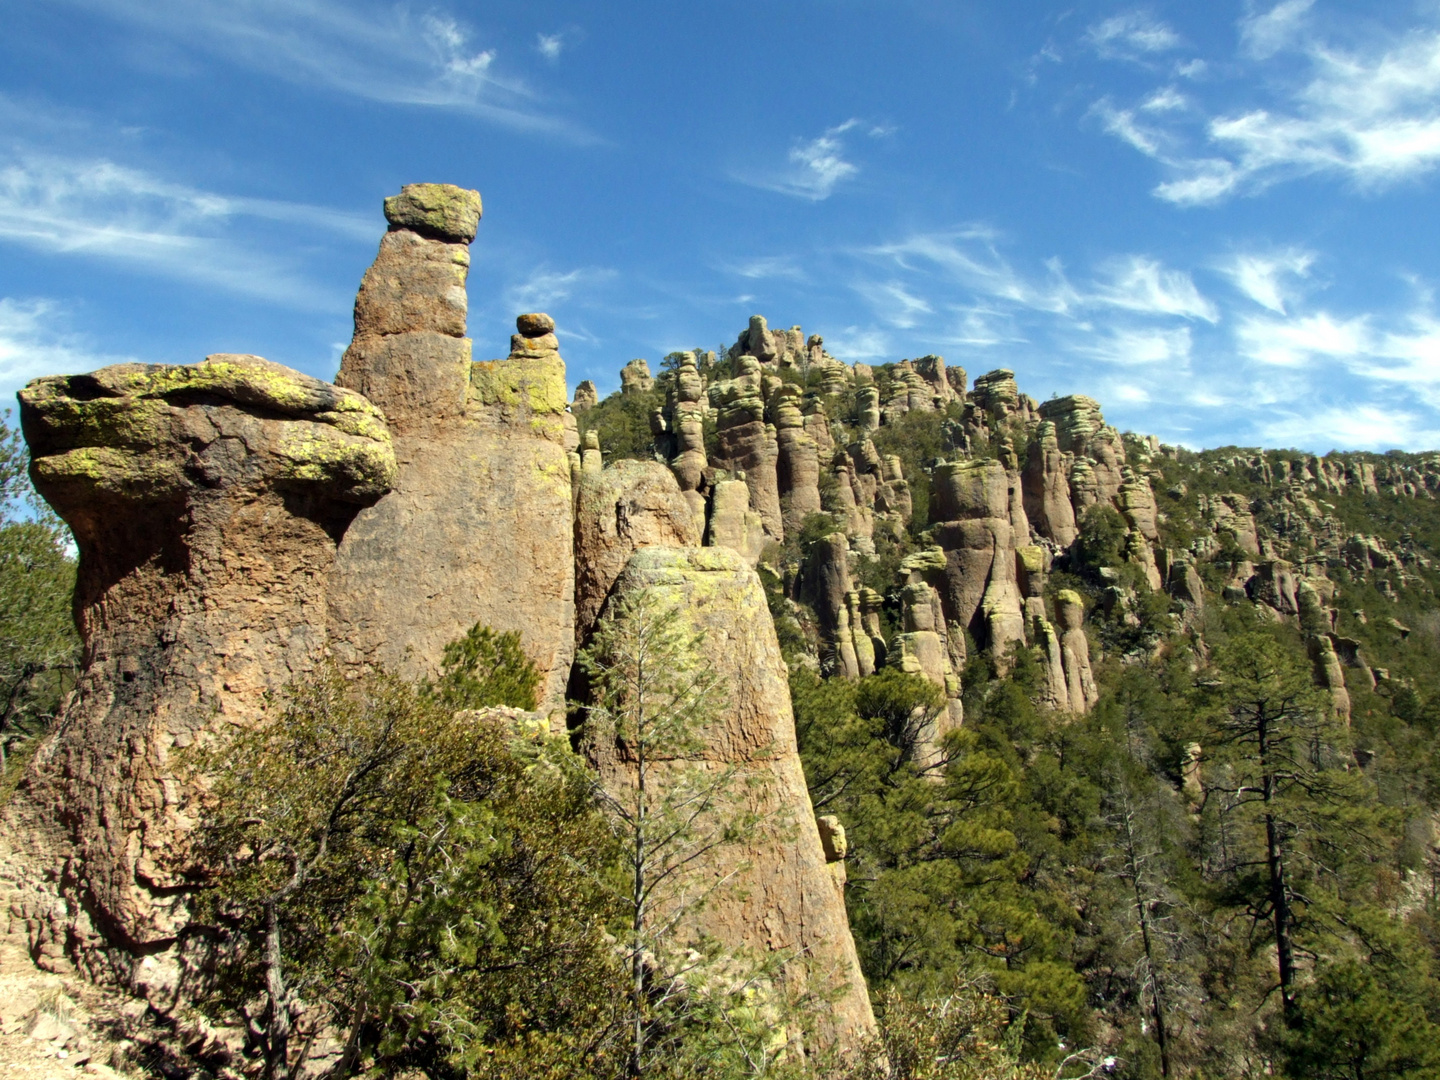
[17,357,395,980]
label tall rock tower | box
[327,184,576,713]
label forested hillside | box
[8,313,1440,1078]
[578,334,1440,1079]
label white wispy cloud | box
[55,0,584,138]
[1141,87,1189,113]
[864,233,1214,324]
[784,122,860,199]
[502,266,614,315]
[939,305,1026,348]
[1240,0,1315,60]
[537,33,564,61]
[1222,249,1315,313]
[1075,324,1194,366]
[1261,404,1440,451]
[0,297,139,402]
[0,150,371,308]
[1232,304,1440,407]
[722,256,806,282]
[853,281,933,329]
[734,119,873,200]
[0,152,364,308]
[1085,11,1182,61]
[1095,8,1440,203]
[866,228,1078,314]
[838,220,1440,450]
[1236,310,1368,366]
[823,326,891,361]
[1091,256,1219,321]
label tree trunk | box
[630,682,648,1079]
[1259,713,1297,1024]
[265,901,291,1080]
[1120,794,1171,1077]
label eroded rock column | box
[580,546,876,1054]
[328,185,576,715]
[19,357,394,971]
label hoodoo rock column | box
[581,546,877,1054]
[327,184,577,715]
[17,358,395,974]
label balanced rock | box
[383,182,482,242]
[329,193,576,716]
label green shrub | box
[427,623,542,711]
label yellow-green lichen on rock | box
[20,354,396,507]
[468,355,568,417]
[1017,545,1046,574]
[383,183,482,243]
[275,427,397,499]
[31,445,187,500]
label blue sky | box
[4,1,1440,452]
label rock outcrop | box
[329,187,575,715]
[573,460,699,647]
[1056,590,1099,713]
[708,357,782,541]
[33,204,1435,1060]
[931,459,1026,656]
[18,356,395,974]
[10,195,888,1057]
[579,546,875,1052]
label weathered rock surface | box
[1056,590,1098,713]
[930,460,1027,654]
[705,478,767,565]
[330,190,575,715]
[774,386,822,535]
[1023,421,1077,548]
[665,352,709,528]
[708,357,782,541]
[573,460,699,648]
[571,379,598,413]
[619,358,653,396]
[579,546,875,1052]
[18,355,395,966]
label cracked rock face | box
[572,460,699,649]
[18,356,395,958]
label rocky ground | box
[0,832,145,1080]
